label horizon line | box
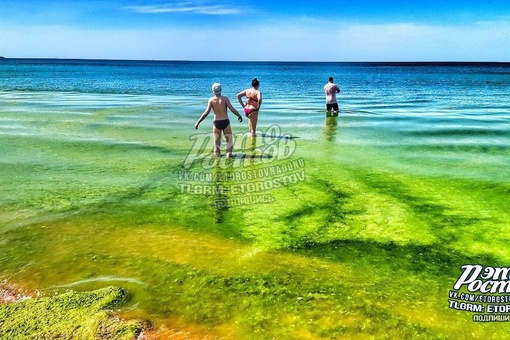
[1,57,510,64]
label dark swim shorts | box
[213,119,230,130]
[327,103,339,111]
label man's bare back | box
[209,95,233,121]
[196,94,241,127]
[194,83,243,158]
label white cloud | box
[127,1,240,15]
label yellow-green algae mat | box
[0,286,143,339]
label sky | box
[1,0,510,61]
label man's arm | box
[195,99,212,129]
[227,98,243,122]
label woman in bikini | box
[237,78,262,137]
[195,83,243,158]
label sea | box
[1,59,510,338]
[1,59,509,127]
[1,59,509,123]
[1,59,509,179]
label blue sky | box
[1,0,510,61]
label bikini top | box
[247,90,259,107]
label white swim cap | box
[212,83,222,94]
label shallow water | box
[1,60,510,338]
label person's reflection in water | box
[247,135,258,165]
[324,115,338,142]
[211,159,234,224]
[237,132,260,166]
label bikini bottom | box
[244,108,258,117]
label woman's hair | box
[252,77,260,87]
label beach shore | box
[0,281,31,303]
[0,281,146,339]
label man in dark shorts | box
[195,83,243,158]
[324,76,341,113]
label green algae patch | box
[0,286,142,340]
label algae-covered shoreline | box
[0,284,144,339]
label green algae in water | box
[1,92,510,338]
[0,286,143,339]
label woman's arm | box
[227,98,243,122]
[237,90,246,108]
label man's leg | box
[213,126,221,156]
[224,124,234,157]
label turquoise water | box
[1,60,509,181]
[1,59,510,338]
